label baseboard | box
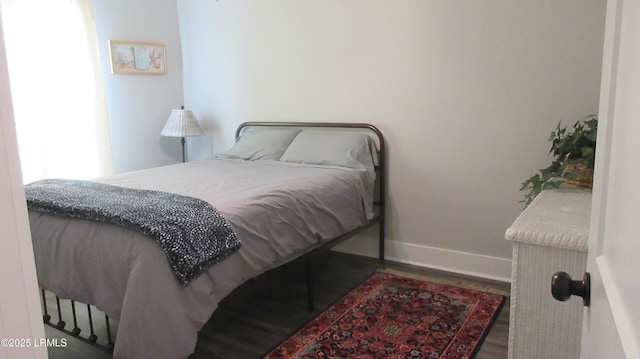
[333,235,512,283]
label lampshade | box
[161,107,204,137]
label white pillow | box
[216,129,301,161]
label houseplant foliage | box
[520,115,597,206]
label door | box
[581,0,640,357]
[0,15,48,359]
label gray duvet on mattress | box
[25,179,241,286]
[29,159,370,359]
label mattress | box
[29,158,371,359]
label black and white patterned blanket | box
[25,179,241,286]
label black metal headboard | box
[235,121,386,260]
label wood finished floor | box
[46,251,510,359]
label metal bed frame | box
[41,290,115,351]
[40,121,386,351]
[236,122,386,310]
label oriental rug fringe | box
[264,270,505,359]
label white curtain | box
[1,0,113,184]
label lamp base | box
[181,137,186,163]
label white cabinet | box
[505,187,591,359]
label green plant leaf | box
[581,147,594,158]
[520,115,597,207]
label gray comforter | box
[25,179,241,285]
[29,159,370,359]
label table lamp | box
[161,106,204,162]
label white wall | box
[92,0,185,173]
[178,0,606,280]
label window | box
[1,0,112,183]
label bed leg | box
[55,296,66,329]
[306,259,315,312]
[70,300,81,336]
[379,221,385,261]
[105,314,114,349]
[86,304,98,343]
[41,289,51,324]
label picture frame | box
[108,40,167,75]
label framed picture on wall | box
[108,40,167,75]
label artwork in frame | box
[108,40,167,75]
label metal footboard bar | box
[41,289,115,352]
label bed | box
[27,122,386,359]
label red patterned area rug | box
[264,271,505,359]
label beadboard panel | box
[509,242,586,359]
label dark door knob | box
[551,272,591,307]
